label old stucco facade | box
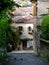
[10,0,49,53]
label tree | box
[0,0,20,63]
[40,8,49,40]
[0,0,21,18]
[0,16,9,48]
[7,26,20,50]
[0,0,15,12]
[30,0,37,3]
[0,15,9,64]
[41,15,49,40]
[0,0,20,49]
[0,0,15,48]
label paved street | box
[7,53,49,65]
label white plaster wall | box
[37,2,49,16]
[38,0,49,2]
[10,23,33,39]
[27,40,33,48]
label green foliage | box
[0,0,15,12]
[15,3,21,7]
[0,16,9,48]
[40,52,49,61]
[7,27,20,49]
[30,0,37,2]
[30,0,33,2]
[0,16,20,49]
[45,54,49,61]
[0,0,20,49]
[0,16,20,63]
[41,15,49,40]
[0,49,9,64]
[0,0,21,14]
[0,0,20,63]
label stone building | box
[10,15,35,51]
[10,0,49,54]
[10,0,37,53]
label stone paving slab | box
[9,50,35,53]
[7,53,49,65]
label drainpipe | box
[33,2,37,16]
[32,0,38,54]
[32,0,37,16]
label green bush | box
[45,54,49,61]
[41,15,49,40]
[0,0,15,12]
[7,27,20,50]
[0,16,9,48]
[30,0,37,2]
[0,48,9,64]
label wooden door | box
[22,41,27,50]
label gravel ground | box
[6,53,49,65]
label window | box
[19,42,21,45]
[18,26,23,35]
[28,26,33,35]
[28,26,31,31]
[19,26,23,31]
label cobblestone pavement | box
[7,53,49,65]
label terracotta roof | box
[12,8,26,16]
[12,15,34,23]
[11,6,34,23]
[12,7,32,16]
